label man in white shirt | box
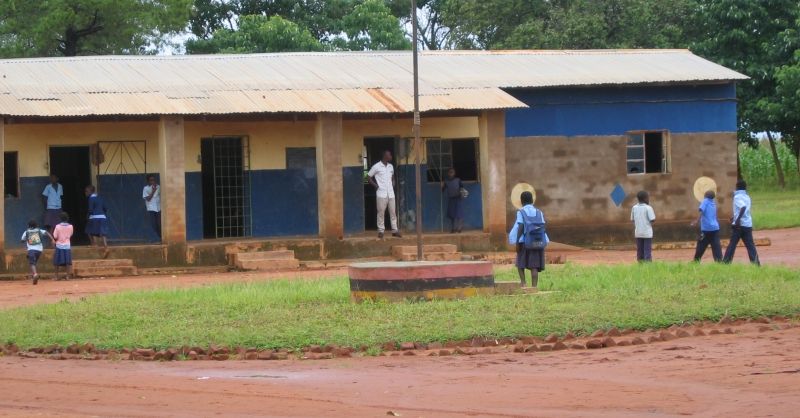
[41,174,63,232]
[367,150,402,239]
[723,180,760,265]
[630,190,656,262]
[142,174,161,240]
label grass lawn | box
[0,263,798,351]
[750,189,800,230]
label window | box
[626,131,670,174]
[426,139,478,182]
[4,152,19,198]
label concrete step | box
[72,259,138,278]
[398,251,463,262]
[392,244,458,257]
[235,259,300,271]
[231,250,296,263]
[72,259,135,268]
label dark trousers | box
[694,230,722,262]
[723,226,760,265]
[636,238,652,262]
[149,211,161,239]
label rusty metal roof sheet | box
[0,50,746,117]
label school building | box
[0,50,746,270]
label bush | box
[739,141,800,190]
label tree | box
[186,15,322,53]
[186,0,411,53]
[774,51,800,175]
[438,0,691,50]
[333,0,411,50]
[0,0,192,57]
[689,0,800,187]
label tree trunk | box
[765,131,785,189]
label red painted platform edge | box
[348,261,493,280]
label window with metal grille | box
[626,131,670,175]
[4,152,19,198]
[426,139,478,182]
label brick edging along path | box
[3,314,797,362]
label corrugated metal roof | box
[0,50,746,117]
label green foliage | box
[333,0,411,50]
[440,0,692,50]
[0,0,192,57]
[739,142,800,190]
[0,263,797,350]
[185,15,322,53]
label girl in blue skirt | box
[85,185,110,258]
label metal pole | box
[411,0,423,261]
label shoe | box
[392,231,402,238]
[32,275,39,285]
[378,232,384,239]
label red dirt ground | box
[0,323,799,417]
[0,229,797,417]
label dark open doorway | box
[200,136,252,239]
[363,137,397,231]
[49,146,91,245]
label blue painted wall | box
[5,177,49,248]
[5,175,158,246]
[97,174,159,243]
[397,164,483,232]
[250,168,318,237]
[505,84,738,137]
[185,172,204,241]
[185,168,318,240]
[343,166,365,235]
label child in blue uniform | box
[21,219,53,285]
[691,190,722,262]
[85,185,109,258]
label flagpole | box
[411,0,423,262]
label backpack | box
[26,229,42,246]
[520,208,547,250]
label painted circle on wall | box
[693,176,718,203]
[511,183,536,209]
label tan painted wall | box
[5,117,481,176]
[342,116,480,168]
[4,121,159,178]
[505,132,738,226]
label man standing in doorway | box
[368,150,402,239]
[41,174,63,232]
[142,174,161,241]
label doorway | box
[49,146,92,245]
[200,136,252,239]
[363,137,397,231]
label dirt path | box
[0,323,798,417]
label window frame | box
[625,130,671,176]
[4,151,20,199]
[425,137,480,183]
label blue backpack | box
[520,208,547,250]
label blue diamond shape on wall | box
[610,183,626,207]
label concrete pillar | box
[478,110,507,245]
[0,118,5,262]
[158,116,187,264]
[315,113,344,243]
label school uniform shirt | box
[631,203,656,238]
[21,228,47,252]
[142,185,161,212]
[88,194,107,219]
[53,223,73,249]
[508,205,549,245]
[731,190,753,227]
[368,161,395,199]
[698,197,720,232]
[42,183,63,209]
